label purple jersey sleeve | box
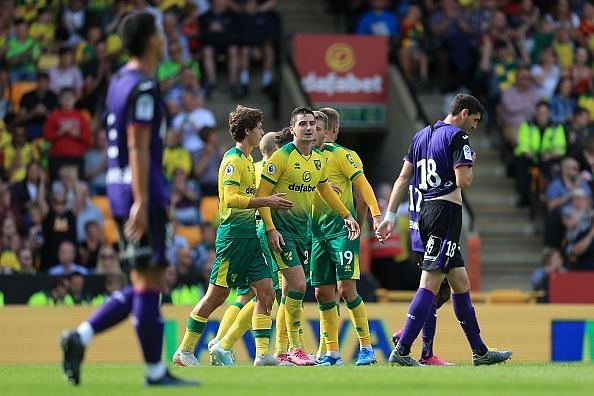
[451,131,474,169]
[126,82,159,127]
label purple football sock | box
[88,286,134,334]
[452,291,486,353]
[421,302,438,359]
[397,288,435,353]
[132,290,163,364]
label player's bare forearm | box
[127,125,150,205]
[318,182,350,218]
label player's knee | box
[338,282,357,302]
[238,293,254,306]
[314,287,334,303]
[291,280,306,295]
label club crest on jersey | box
[314,159,321,170]
[294,163,301,169]
[267,163,277,175]
[224,164,234,176]
[346,153,358,168]
[302,171,312,182]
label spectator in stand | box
[170,167,201,226]
[545,156,592,248]
[131,0,164,27]
[530,46,560,100]
[515,100,567,206]
[199,0,242,98]
[171,88,216,157]
[52,165,81,212]
[163,130,192,182]
[49,240,89,276]
[26,203,45,271]
[571,135,594,185]
[16,72,59,140]
[568,47,593,97]
[566,108,594,152]
[84,128,107,196]
[162,12,191,59]
[6,19,40,83]
[41,193,77,271]
[3,124,39,183]
[76,25,103,65]
[499,65,541,147]
[91,273,128,306]
[69,271,90,305]
[27,276,74,306]
[74,183,104,243]
[531,247,566,303]
[29,7,56,51]
[78,220,103,271]
[10,161,48,221]
[157,41,201,104]
[56,0,93,48]
[479,40,518,112]
[356,0,398,37]
[49,47,84,100]
[579,0,594,49]
[95,245,123,275]
[0,217,20,274]
[0,182,22,231]
[193,126,223,197]
[509,0,540,52]
[550,77,577,125]
[563,188,594,271]
[237,0,277,95]
[552,28,575,73]
[17,247,35,275]
[81,40,112,116]
[545,0,580,31]
[43,88,91,182]
[398,4,428,85]
[174,245,202,278]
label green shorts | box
[273,235,311,284]
[209,237,271,289]
[237,223,280,295]
[310,235,360,286]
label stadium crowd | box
[0,0,281,306]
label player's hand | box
[267,193,294,210]
[124,201,148,242]
[472,150,477,162]
[375,219,395,243]
[266,229,285,253]
[343,215,360,240]
[330,183,342,195]
[372,215,382,233]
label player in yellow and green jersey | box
[311,109,382,366]
[256,106,360,366]
[174,106,293,367]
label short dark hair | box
[536,100,550,109]
[289,106,315,126]
[228,105,263,142]
[199,126,216,142]
[60,87,75,97]
[275,126,293,148]
[58,46,73,56]
[449,94,485,117]
[119,12,157,58]
[38,71,50,80]
[318,107,339,130]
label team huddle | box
[59,12,512,388]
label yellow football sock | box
[216,302,243,340]
[275,299,289,355]
[180,313,207,352]
[319,301,339,352]
[220,300,255,350]
[347,295,371,347]
[252,313,273,356]
[284,291,304,350]
[317,325,326,357]
[298,306,306,350]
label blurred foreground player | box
[60,12,198,386]
[376,94,512,366]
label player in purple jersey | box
[59,12,198,387]
[376,94,512,366]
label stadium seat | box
[91,195,112,219]
[175,225,203,247]
[9,81,37,113]
[200,196,219,224]
[488,289,541,304]
[103,218,120,245]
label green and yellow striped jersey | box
[217,147,258,238]
[260,143,328,239]
[312,143,363,240]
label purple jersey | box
[105,67,168,218]
[404,121,473,252]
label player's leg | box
[251,276,279,366]
[312,239,341,365]
[418,280,453,365]
[446,268,512,365]
[211,289,255,349]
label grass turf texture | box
[2,363,593,395]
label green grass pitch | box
[2,363,594,396]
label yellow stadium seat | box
[92,195,112,219]
[103,218,120,245]
[488,289,538,304]
[175,225,203,247]
[200,196,219,224]
[9,81,37,112]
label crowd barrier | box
[1,304,593,364]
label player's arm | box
[375,160,414,242]
[353,174,382,229]
[452,131,475,189]
[224,183,293,210]
[255,178,285,252]
[317,182,360,240]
